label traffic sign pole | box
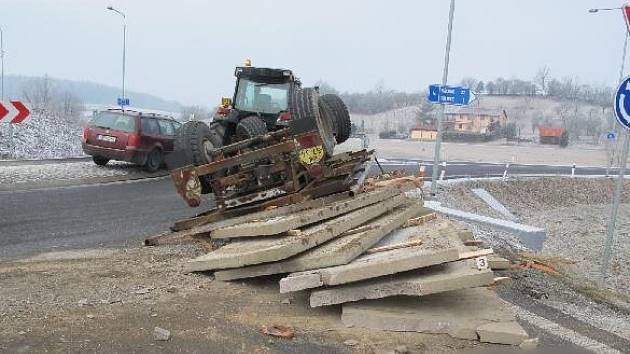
[431,0,456,194]
[600,130,629,285]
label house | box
[538,126,565,145]
[443,108,507,134]
[409,124,437,141]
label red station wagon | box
[82,108,182,172]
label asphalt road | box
[0,160,613,260]
[0,178,209,260]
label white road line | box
[0,175,169,194]
[515,308,623,354]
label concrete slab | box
[471,188,518,221]
[280,246,460,293]
[184,194,410,272]
[477,321,529,345]
[309,259,495,307]
[341,288,518,341]
[212,185,412,238]
[280,217,465,293]
[214,203,429,281]
[488,256,511,270]
[424,200,546,250]
[187,192,351,236]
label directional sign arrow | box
[0,101,31,124]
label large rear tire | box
[235,116,268,141]
[320,94,351,144]
[174,121,224,193]
[290,87,336,156]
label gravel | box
[438,177,630,294]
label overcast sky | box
[0,0,625,106]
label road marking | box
[0,175,169,194]
[515,308,623,354]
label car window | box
[141,118,160,135]
[158,119,175,136]
[93,112,136,133]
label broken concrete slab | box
[212,185,412,238]
[341,288,518,341]
[309,259,495,307]
[184,194,410,272]
[477,321,529,345]
[488,256,511,270]
[471,188,517,221]
[214,203,429,281]
[280,246,460,293]
[280,217,467,293]
[424,200,546,250]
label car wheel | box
[92,156,109,166]
[143,149,162,173]
[235,116,268,141]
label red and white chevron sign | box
[0,101,31,124]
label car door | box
[141,117,162,151]
[157,119,177,152]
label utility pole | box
[589,5,630,285]
[431,0,456,194]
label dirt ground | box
[337,136,618,167]
[0,243,504,354]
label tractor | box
[166,64,361,210]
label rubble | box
[154,177,531,347]
[153,327,171,341]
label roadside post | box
[571,163,576,178]
[503,163,510,180]
[600,76,630,285]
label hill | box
[2,75,182,112]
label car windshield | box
[234,79,289,114]
[92,112,136,133]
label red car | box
[82,108,182,172]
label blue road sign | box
[607,131,617,140]
[117,97,130,106]
[614,77,630,130]
[428,84,476,106]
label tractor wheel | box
[174,120,224,194]
[320,94,351,144]
[235,116,268,140]
[290,87,336,156]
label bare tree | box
[535,66,550,95]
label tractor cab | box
[219,66,301,132]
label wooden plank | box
[458,248,494,260]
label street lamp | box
[107,5,126,108]
[589,5,630,286]
[1,26,5,101]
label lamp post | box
[107,6,126,108]
[589,5,630,286]
[1,26,5,101]
[430,0,456,194]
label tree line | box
[315,67,613,115]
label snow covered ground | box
[0,113,85,160]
